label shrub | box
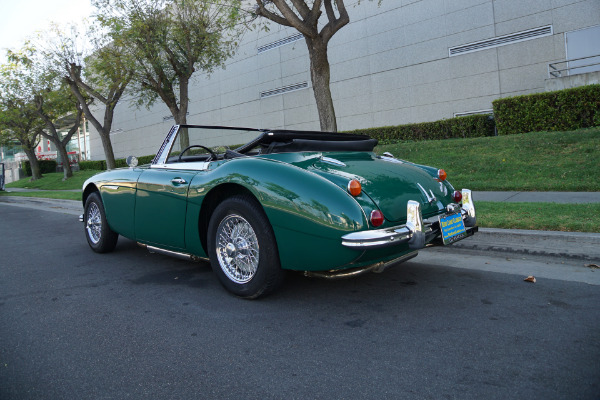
[346,114,495,144]
[79,160,106,170]
[22,160,57,176]
[137,155,156,165]
[114,158,128,168]
[492,84,600,135]
[78,155,157,170]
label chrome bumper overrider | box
[342,189,477,250]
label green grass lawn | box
[476,201,600,232]
[5,169,100,190]
[376,127,600,191]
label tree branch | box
[255,0,293,27]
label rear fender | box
[187,157,371,271]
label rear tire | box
[207,194,284,299]
[84,192,118,253]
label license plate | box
[439,213,467,245]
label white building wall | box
[89,0,600,160]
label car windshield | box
[155,125,377,165]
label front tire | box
[84,191,119,253]
[207,194,284,299]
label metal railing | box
[548,54,600,78]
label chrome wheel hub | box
[216,215,259,284]
[86,202,102,244]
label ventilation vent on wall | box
[260,82,308,99]
[257,33,304,53]
[449,25,553,56]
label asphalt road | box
[1,204,599,400]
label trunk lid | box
[308,153,452,222]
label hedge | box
[345,114,496,144]
[79,155,156,171]
[79,160,106,170]
[22,160,57,176]
[492,84,600,135]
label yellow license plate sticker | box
[439,213,467,245]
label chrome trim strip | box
[379,155,404,164]
[150,161,210,171]
[342,226,413,248]
[141,244,209,262]
[103,185,119,190]
[320,156,346,167]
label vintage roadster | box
[81,125,477,298]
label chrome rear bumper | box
[342,189,477,250]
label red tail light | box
[453,190,462,203]
[370,210,384,227]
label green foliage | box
[346,114,495,144]
[79,154,156,170]
[92,0,243,116]
[79,160,107,170]
[136,154,156,165]
[22,160,57,176]
[492,84,600,135]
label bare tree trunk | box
[100,133,117,169]
[56,143,73,180]
[306,37,337,132]
[23,147,42,181]
[173,78,190,149]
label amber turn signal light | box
[438,169,447,181]
[348,179,362,196]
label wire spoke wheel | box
[84,191,118,253]
[208,194,284,299]
[216,215,259,284]
[86,202,102,244]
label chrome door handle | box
[171,178,187,185]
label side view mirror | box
[126,156,138,168]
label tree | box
[253,0,376,132]
[43,24,132,170]
[0,101,45,181]
[5,45,85,180]
[33,83,84,180]
[93,0,243,148]
[0,49,46,180]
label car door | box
[134,168,198,250]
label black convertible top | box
[234,128,377,154]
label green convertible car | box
[81,125,477,298]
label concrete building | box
[90,0,600,160]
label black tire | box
[207,194,284,299]
[84,191,119,253]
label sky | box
[0,0,93,63]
